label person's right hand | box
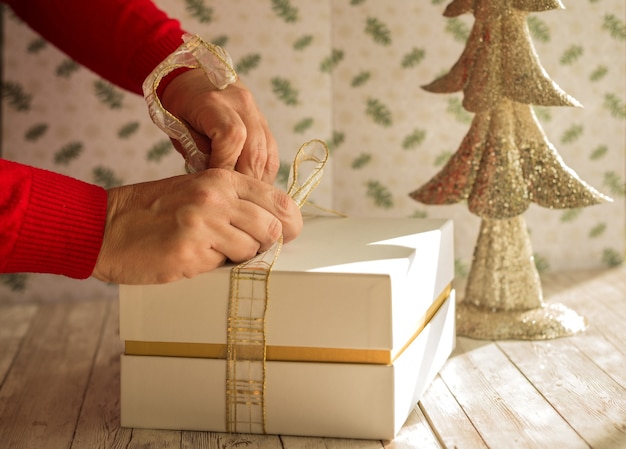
[91,168,302,285]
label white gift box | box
[119,217,456,440]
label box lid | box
[120,217,453,359]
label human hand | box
[161,69,279,184]
[92,169,302,285]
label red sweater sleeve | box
[0,160,107,279]
[1,1,189,278]
[4,0,186,94]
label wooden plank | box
[71,298,133,449]
[383,407,442,449]
[0,303,38,387]
[498,334,626,449]
[127,429,182,448]
[183,432,283,448]
[281,435,382,449]
[439,338,589,449]
[0,299,108,449]
[418,374,487,449]
[568,328,626,389]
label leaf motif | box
[454,258,470,278]
[56,59,80,78]
[54,142,83,165]
[560,124,583,144]
[602,248,623,267]
[533,253,550,273]
[401,48,426,69]
[602,14,626,41]
[93,166,123,189]
[589,223,606,238]
[589,65,608,82]
[147,140,173,162]
[276,161,291,188]
[235,54,262,75]
[185,0,213,23]
[589,145,608,161]
[447,97,473,124]
[212,35,229,47]
[445,17,471,43]
[293,35,313,51]
[27,38,46,53]
[434,151,453,166]
[365,97,393,127]
[1,81,32,111]
[351,153,372,169]
[293,117,314,134]
[527,16,550,43]
[366,180,394,209]
[365,17,392,46]
[118,122,140,139]
[320,49,344,73]
[94,80,123,109]
[559,45,583,65]
[351,71,371,87]
[603,93,626,119]
[25,123,48,141]
[560,208,581,222]
[603,171,626,197]
[402,129,427,150]
[270,77,299,106]
[0,274,28,292]
[271,0,299,23]
[326,130,345,153]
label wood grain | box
[0,300,107,449]
[71,298,132,449]
[383,408,441,449]
[439,338,589,449]
[0,303,38,388]
[0,267,624,449]
[418,375,487,449]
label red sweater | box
[1,0,186,278]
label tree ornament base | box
[456,301,587,340]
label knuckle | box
[247,145,268,172]
[273,190,293,216]
[264,154,280,178]
[232,244,260,263]
[222,123,247,146]
[266,217,283,242]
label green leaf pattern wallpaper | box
[1,0,624,301]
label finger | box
[209,220,262,263]
[261,127,280,184]
[170,133,212,171]
[179,248,227,280]
[228,200,283,252]
[226,173,303,243]
[205,112,247,171]
[235,128,268,180]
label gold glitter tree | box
[411,0,612,339]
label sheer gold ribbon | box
[225,139,328,434]
[142,33,237,174]
[143,43,329,432]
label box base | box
[120,292,455,440]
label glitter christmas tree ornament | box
[411,0,612,340]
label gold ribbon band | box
[124,283,452,365]
[224,140,329,434]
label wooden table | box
[1,267,625,449]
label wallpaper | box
[1,0,624,302]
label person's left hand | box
[160,69,279,184]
